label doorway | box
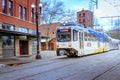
[19,41,28,55]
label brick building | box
[0,0,41,58]
[77,9,93,28]
[40,22,61,50]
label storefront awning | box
[0,29,36,37]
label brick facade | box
[0,0,41,58]
[40,22,61,50]
[40,22,61,39]
[0,0,41,29]
[77,9,93,28]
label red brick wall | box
[0,0,41,30]
[49,38,57,50]
[40,22,61,38]
[0,14,36,29]
[77,10,93,28]
[40,22,61,50]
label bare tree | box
[41,0,65,24]
[114,18,120,30]
[40,0,77,50]
[61,10,76,23]
[41,0,65,50]
[109,18,120,39]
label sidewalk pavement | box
[0,51,56,68]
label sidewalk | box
[0,51,56,68]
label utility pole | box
[89,0,98,30]
[100,16,120,39]
[89,0,98,11]
[100,16,120,28]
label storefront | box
[2,34,15,57]
[0,22,37,58]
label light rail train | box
[56,23,119,57]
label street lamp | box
[31,0,42,59]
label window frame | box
[2,0,7,14]
[23,7,27,20]
[2,23,15,31]
[73,30,78,41]
[19,5,23,19]
[31,8,34,22]
[8,0,13,16]
[19,27,28,33]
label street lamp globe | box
[31,4,35,8]
[39,3,42,7]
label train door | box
[79,31,84,55]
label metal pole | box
[35,0,41,59]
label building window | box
[2,23,15,31]
[19,27,28,33]
[79,14,81,17]
[23,7,27,20]
[8,0,13,16]
[2,35,14,48]
[83,13,85,17]
[19,5,23,19]
[79,19,81,23]
[2,0,7,14]
[31,29,36,35]
[31,8,34,22]
[73,30,78,41]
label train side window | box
[84,32,87,41]
[93,35,97,41]
[90,34,93,41]
[73,30,78,41]
[85,37,87,41]
[79,32,81,40]
[100,37,102,42]
[90,34,94,41]
[88,34,91,41]
[106,38,109,42]
[91,34,95,41]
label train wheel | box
[67,55,71,57]
[67,53,78,57]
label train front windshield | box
[57,29,71,42]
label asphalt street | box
[0,50,120,80]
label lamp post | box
[31,0,42,59]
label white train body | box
[56,23,119,57]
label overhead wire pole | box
[89,0,98,13]
[100,16,120,28]
[100,0,120,39]
[89,0,98,29]
[100,16,120,39]
[103,0,120,31]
